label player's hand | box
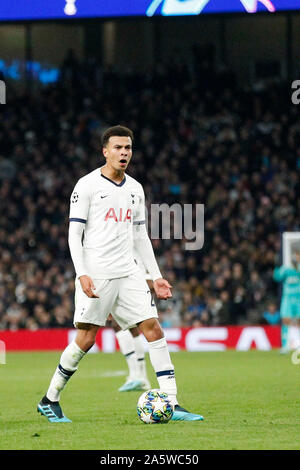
[79,275,99,298]
[153,278,172,300]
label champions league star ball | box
[137,390,174,424]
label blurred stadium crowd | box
[0,45,299,330]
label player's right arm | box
[68,178,99,298]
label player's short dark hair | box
[101,125,134,147]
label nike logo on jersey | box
[101,195,109,199]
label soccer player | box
[37,125,204,422]
[111,251,152,392]
[273,250,300,353]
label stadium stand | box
[0,46,299,330]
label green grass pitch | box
[1,350,299,450]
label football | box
[137,389,174,424]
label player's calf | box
[138,317,164,342]
[37,323,100,422]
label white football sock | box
[116,330,138,381]
[132,334,149,382]
[148,337,178,406]
[46,340,86,402]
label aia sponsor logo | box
[104,208,132,222]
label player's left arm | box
[133,188,172,300]
[273,266,288,283]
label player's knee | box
[140,318,163,342]
[75,324,98,351]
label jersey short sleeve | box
[69,178,91,223]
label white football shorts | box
[73,270,157,330]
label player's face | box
[103,136,132,172]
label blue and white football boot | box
[37,396,72,423]
[171,405,204,421]
[118,379,145,392]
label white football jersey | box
[69,167,145,279]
